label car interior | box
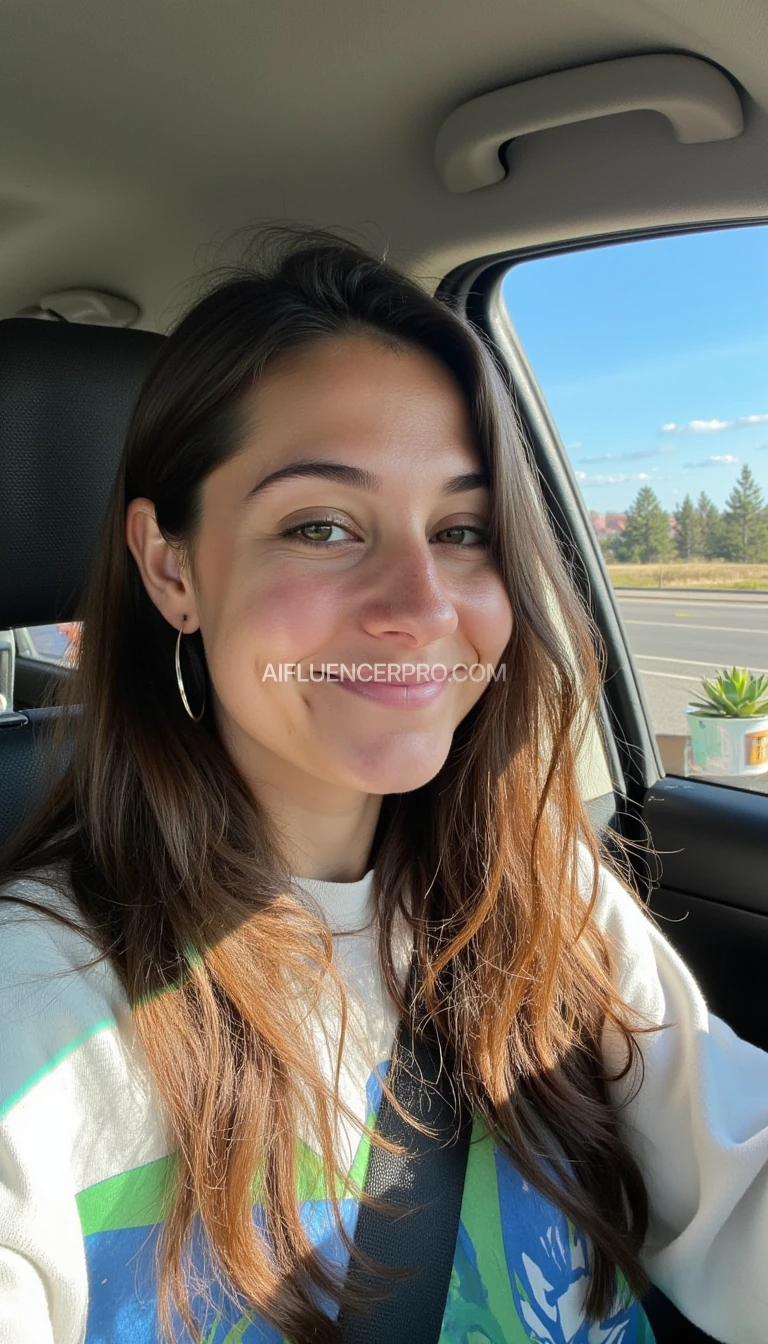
[1,2,767,1341]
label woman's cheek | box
[460,582,513,662]
[255,585,343,661]
[207,583,339,697]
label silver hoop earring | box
[175,624,206,722]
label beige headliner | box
[2,0,767,331]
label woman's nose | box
[358,537,459,642]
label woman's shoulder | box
[0,867,130,1126]
[0,864,105,967]
[575,840,650,929]
[575,840,668,1020]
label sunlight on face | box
[190,333,514,810]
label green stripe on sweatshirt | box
[77,1116,377,1237]
[77,1153,179,1235]
[0,1017,117,1123]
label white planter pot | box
[685,709,768,777]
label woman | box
[0,227,766,1344]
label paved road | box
[615,596,768,794]
[616,596,768,737]
[618,599,768,736]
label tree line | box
[600,464,768,564]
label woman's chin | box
[323,736,451,796]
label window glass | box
[15,623,81,666]
[498,225,768,795]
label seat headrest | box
[0,318,165,629]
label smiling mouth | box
[320,670,454,684]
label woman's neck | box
[266,790,384,883]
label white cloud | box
[565,441,582,450]
[684,454,740,469]
[662,419,731,434]
[661,414,768,435]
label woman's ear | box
[125,498,200,634]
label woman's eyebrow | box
[247,459,491,500]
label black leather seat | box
[0,317,164,852]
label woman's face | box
[165,334,513,808]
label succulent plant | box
[688,666,768,718]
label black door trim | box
[643,774,767,914]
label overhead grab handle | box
[435,53,744,194]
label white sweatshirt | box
[0,851,766,1343]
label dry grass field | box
[606,562,768,591]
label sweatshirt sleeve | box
[0,877,163,1344]
[585,850,768,1344]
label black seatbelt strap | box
[338,1013,472,1343]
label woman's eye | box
[435,526,491,548]
[280,519,491,548]
[281,520,356,546]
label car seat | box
[0,317,164,849]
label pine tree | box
[720,465,768,562]
[616,487,673,563]
[673,494,703,561]
[696,491,724,560]
[599,534,621,563]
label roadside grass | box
[606,562,768,591]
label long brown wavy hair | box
[0,225,661,1342]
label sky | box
[501,224,768,516]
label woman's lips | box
[321,672,451,707]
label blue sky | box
[501,224,768,516]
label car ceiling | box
[2,0,767,331]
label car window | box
[15,623,81,666]
[496,224,768,795]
